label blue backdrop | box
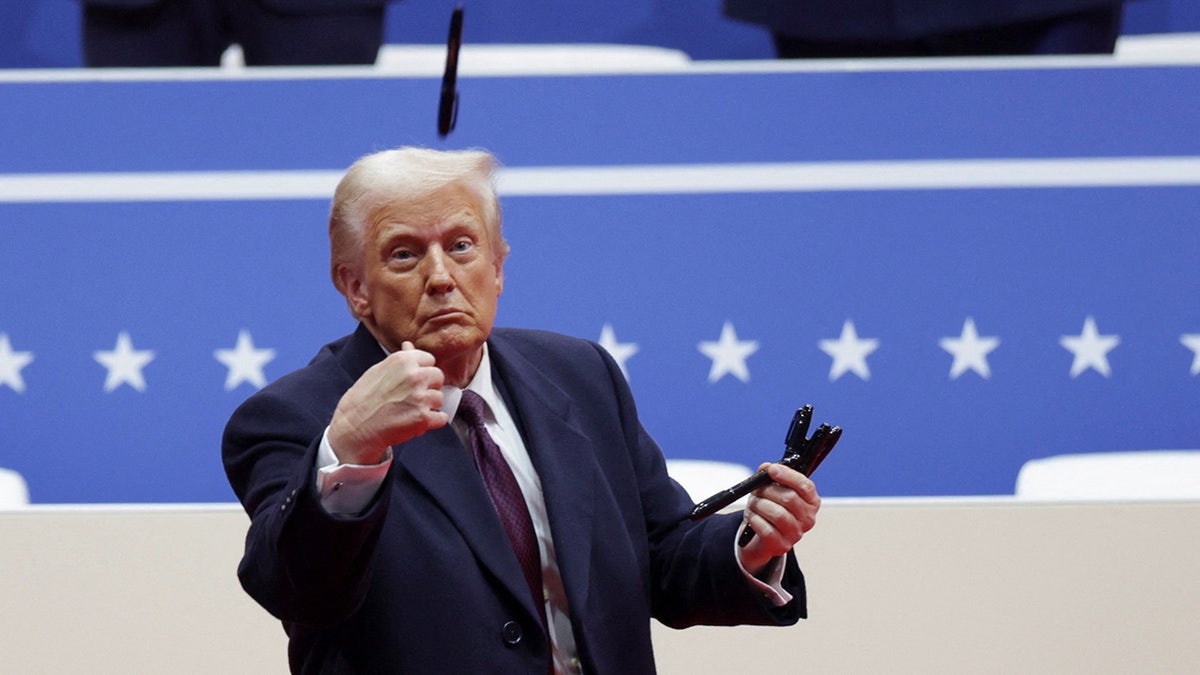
[1,64,1198,503]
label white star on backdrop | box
[597,323,638,380]
[1181,334,1200,376]
[214,329,277,391]
[698,321,758,383]
[0,333,35,393]
[5,322,1197,396]
[939,318,1000,380]
[1060,316,1120,378]
[819,319,879,381]
[94,331,156,392]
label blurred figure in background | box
[723,1,1126,58]
[79,0,395,67]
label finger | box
[766,463,819,504]
[423,408,451,430]
[399,340,440,366]
[740,511,771,549]
[392,344,437,368]
[750,463,819,518]
[742,503,800,555]
[753,461,810,494]
[749,465,800,504]
[754,478,819,534]
[413,383,445,408]
[748,491,806,541]
[416,362,445,389]
[768,488,820,534]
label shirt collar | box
[441,343,502,427]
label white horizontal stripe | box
[0,170,342,202]
[1,157,1198,203]
[497,157,1200,194]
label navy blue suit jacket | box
[223,324,805,673]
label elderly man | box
[223,147,820,674]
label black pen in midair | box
[437,5,463,137]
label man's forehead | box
[370,188,484,229]
[370,204,482,235]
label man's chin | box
[418,326,486,360]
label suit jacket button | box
[501,620,523,646]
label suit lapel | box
[338,324,538,618]
[333,323,387,382]
[489,334,598,616]
[395,428,537,616]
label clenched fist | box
[327,341,450,465]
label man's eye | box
[451,239,473,253]
[390,249,415,261]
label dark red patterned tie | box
[458,389,547,627]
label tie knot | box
[458,389,488,427]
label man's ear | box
[335,264,371,319]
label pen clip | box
[782,405,813,458]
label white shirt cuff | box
[734,522,794,607]
[315,426,392,515]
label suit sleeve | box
[587,341,808,628]
[222,385,392,626]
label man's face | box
[342,183,504,369]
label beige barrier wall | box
[2,499,1197,674]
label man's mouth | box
[426,308,468,322]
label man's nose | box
[423,246,456,293]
